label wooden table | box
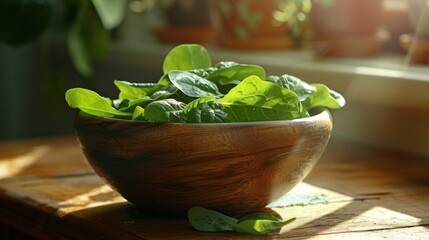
[1,135,428,239]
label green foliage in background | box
[0,0,127,79]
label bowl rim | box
[75,109,332,127]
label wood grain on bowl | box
[74,111,332,217]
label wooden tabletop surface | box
[0,135,428,239]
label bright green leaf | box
[114,80,161,100]
[163,44,212,74]
[65,88,131,118]
[219,75,301,121]
[233,217,296,235]
[302,83,346,111]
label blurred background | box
[1,0,429,157]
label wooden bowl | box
[74,110,333,216]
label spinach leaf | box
[207,61,265,87]
[114,80,161,100]
[233,217,296,235]
[187,207,296,235]
[219,76,301,121]
[119,85,178,112]
[266,75,316,101]
[237,213,281,223]
[302,83,346,111]
[65,88,131,118]
[168,71,222,98]
[163,44,212,74]
[180,96,229,123]
[188,207,238,232]
[144,99,186,123]
[132,106,145,121]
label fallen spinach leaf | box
[233,217,296,235]
[188,207,296,235]
[188,206,238,232]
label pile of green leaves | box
[188,206,295,235]
[66,44,345,123]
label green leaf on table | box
[187,206,296,235]
[188,207,238,232]
[169,71,222,98]
[144,99,186,122]
[180,96,229,123]
[219,75,301,121]
[163,44,212,74]
[65,88,131,118]
[233,217,296,235]
[302,83,346,111]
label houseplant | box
[211,0,298,49]
[400,0,429,64]
[309,0,388,57]
[153,0,214,45]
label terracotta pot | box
[382,0,413,52]
[310,0,383,36]
[212,0,294,49]
[309,0,386,57]
[153,0,213,44]
[400,0,429,64]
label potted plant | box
[211,0,302,50]
[309,0,389,57]
[153,0,214,45]
[400,0,429,64]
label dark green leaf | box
[207,62,265,87]
[163,44,212,74]
[188,207,238,232]
[266,75,316,101]
[168,71,222,98]
[144,99,186,122]
[180,96,229,123]
[219,76,301,121]
[119,85,178,112]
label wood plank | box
[0,135,91,178]
[0,136,428,239]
